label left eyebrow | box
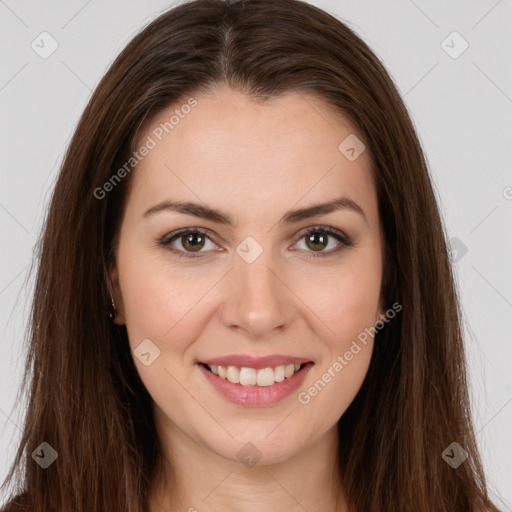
[142,196,368,226]
[280,196,367,226]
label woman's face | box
[111,85,385,465]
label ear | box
[109,263,126,326]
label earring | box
[108,296,118,322]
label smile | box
[197,356,314,406]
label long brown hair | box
[0,0,501,510]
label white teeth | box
[256,367,275,387]
[239,367,257,386]
[206,362,304,386]
[226,366,240,384]
[274,365,285,382]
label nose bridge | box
[220,235,292,337]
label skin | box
[110,84,386,511]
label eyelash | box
[157,225,354,260]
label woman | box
[0,0,501,510]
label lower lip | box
[198,363,313,407]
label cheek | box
[295,267,378,418]
[293,256,380,408]
[298,256,381,346]
[117,243,222,355]
[298,346,373,428]
[116,249,216,411]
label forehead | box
[127,87,378,227]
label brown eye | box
[159,228,218,259]
[180,232,206,252]
[305,231,329,252]
[294,226,353,258]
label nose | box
[218,242,295,340]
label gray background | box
[0,0,511,508]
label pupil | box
[307,232,327,251]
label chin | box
[200,426,307,468]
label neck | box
[148,418,348,512]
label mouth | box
[197,359,314,407]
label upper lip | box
[200,354,313,369]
